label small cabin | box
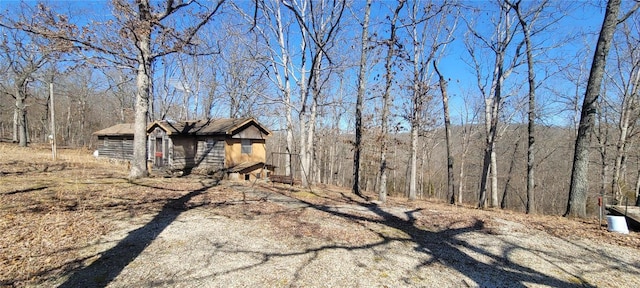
[93,118,272,180]
[93,123,135,161]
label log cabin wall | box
[97,136,134,160]
[194,136,225,170]
[169,135,225,170]
[170,136,197,170]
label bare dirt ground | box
[1,143,639,288]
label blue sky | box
[0,0,619,130]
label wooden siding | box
[231,125,269,139]
[97,137,134,161]
[170,136,224,170]
[194,137,225,170]
[170,136,196,170]
[225,139,267,168]
[148,128,169,168]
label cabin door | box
[154,137,164,167]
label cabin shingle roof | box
[94,118,271,137]
[92,123,135,136]
[148,118,271,136]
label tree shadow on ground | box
[56,183,600,287]
[150,190,594,287]
[318,201,592,286]
[260,189,596,287]
[57,180,218,288]
[146,182,597,287]
[2,185,47,195]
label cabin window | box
[241,139,252,154]
[206,138,215,149]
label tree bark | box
[409,120,418,200]
[12,107,18,143]
[15,81,28,147]
[612,68,639,204]
[512,0,537,214]
[352,0,371,198]
[469,1,517,209]
[129,6,152,179]
[477,46,505,208]
[434,61,455,204]
[50,82,57,160]
[479,96,499,208]
[566,0,622,217]
[277,4,295,179]
[490,147,499,207]
[378,0,404,203]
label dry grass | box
[1,143,638,287]
[0,144,209,287]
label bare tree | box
[377,0,405,203]
[464,0,522,208]
[252,0,297,177]
[353,0,372,197]
[434,61,455,204]
[4,0,226,178]
[404,0,455,200]
[102,68,135,123]
[566,0,639,217]
[456,92,481,205]
[609,19,640,205]
[286,0,346,187]
[507,0,552,214]
[0,24,53,146]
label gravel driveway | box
[53,183,640,288]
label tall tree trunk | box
[378,0,404,203]
[612,69,639,203]
[12,107,18,143]
[478,40,505,208]
[566,0,622,217]
[298,17,309,187]
[309,87,319,185]
[269,1,294,177]
[458,148,467,205]
[49,82,57,160]
[525,65,536,214]
[299,109,309,186]
[408,5,420,202]
[470,1,518,209]
[14,79,29,147]
[434,61,455,204]
[15,92,27,147]
[479,97,499,208]
[512,0,537,214]
[409,120,418,200]
[352,0,371,198]
[129,19,152,179]
[490,144,499,206]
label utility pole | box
[49,82,56,160]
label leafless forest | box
[1,0,640,216]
